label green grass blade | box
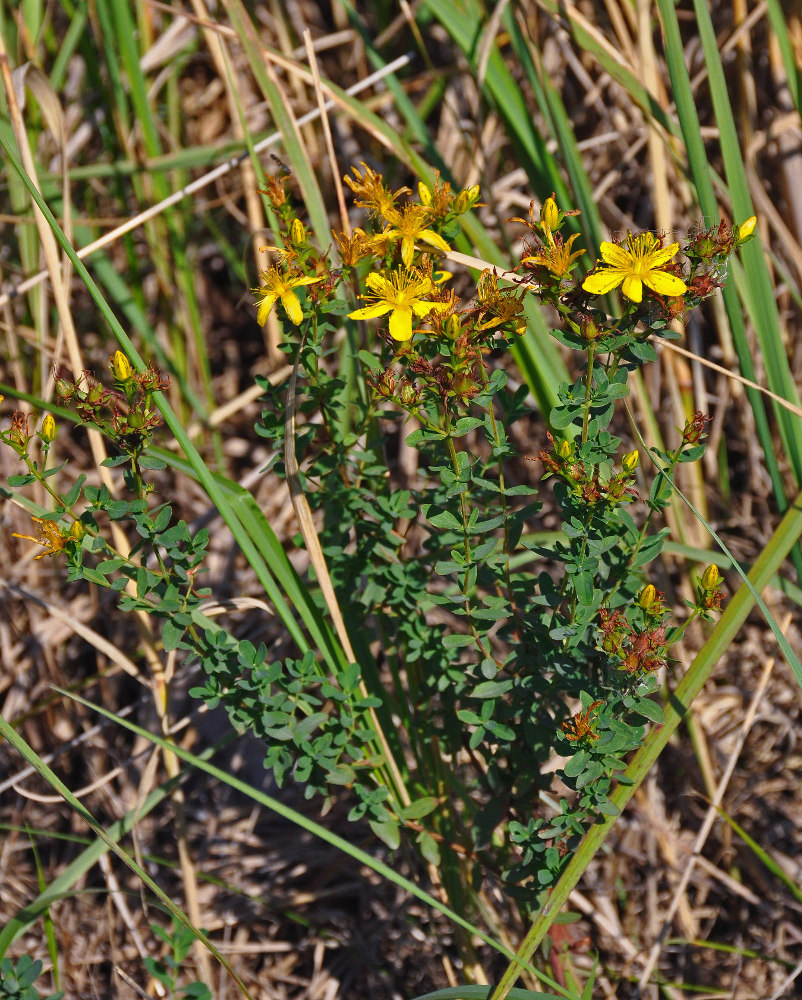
[713,804,802,906]
[765,0,801,111]
[502,7,602,253]
[690,0,802,480]
[656,0,802,580]
[223,0,330,248]
[422,0,571,203]
[412,989,568,1000]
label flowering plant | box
[1,165,747,918]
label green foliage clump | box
[0,168,745,912]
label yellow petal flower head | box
[348,269,449,342]
[582,232,687,303]
[12,516,69,559]
[380,204,451,267]
[522,231,585,278]
[254,268,322,326]
[737,215,757,244]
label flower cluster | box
[55,353,168,456]
[597,606,668,675]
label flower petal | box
[621,274,643,302]
[289,275,323,289]
[420,229,451,254]
[365,272,390,293]
[389,306,413,341]
[280,289,304,325]
[644,242,680,269]
[643,271,687,297]
[348,302,393,320]
[401,237,415,267]
[598,242,632,268]
[582,270,625,296]
[257,293,277,325]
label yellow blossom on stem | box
[40,413,57,443]
[380,204,451,267]
[540,196,561,232]
[13,517,69,559]
[254,268,322,326]
[582,232,687,303]
[737,216,757,243]
[348,269,449,342]
[522,231,585,278]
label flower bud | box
[399,383,419,406]
[581,316,600,341]
[40,413,57,443]
[737,216,756,243]
[290,218,306,245]
[701,564,721,591]
[556,439,572,460]
[445,314,461,338]
[454,185,479,215]
[622,449,639,473]
[69,520,85,542]
[638,584,657,611]
[540,196,560,231]
[112,350,133,382]
[418,181,432,206]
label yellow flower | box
[40,413,57,443]
[737,216,757,243]
[112,349,133,382]
[13,517,69,559]
[522,232,585,278]
[348,269,449,342]
[254,268,322,326]
[582,232,687,303]
[622,449,639,473]
[380,205,451,267]
[540,196,560,232]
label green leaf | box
[401,797,440,821]
[357,349,382,371]
[369,816,401,850]
[162,619,186,651]
[442,634,475,648]
[472,680,514,699]
[631,698,664,724]
[425,508,463,531]
[452,416,484,436]
[416,829,441,866]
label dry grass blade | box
[0,56,411,312]
[637,615,788,989]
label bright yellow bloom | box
[701,564,722,591]
[112,350,133,382]
[380,205,451,267]
[13,517,69,559]
[737,216,757,242]
[348,269,449,342]
[522,232,585,277]
[638,584,657,611]
[254,268,322,326]
[622,449,639,473]
[40,413,57,443]
[583,232,687,303]
[540,197,560,232]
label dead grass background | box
[1,1,802,998]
